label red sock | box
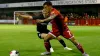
[77,43,85,53]
[44,42,50,52]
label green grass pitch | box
[0,24,100,56]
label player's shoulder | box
[51,8,60,14]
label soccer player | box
[36,9,72,52]
[37,1,89,56]
[15,10,72,52]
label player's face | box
[43,5,51,13]
[42,9,49,18]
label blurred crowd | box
[64,13,99,21]
[0,14,13,20]
[0,12,99,20]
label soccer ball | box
[10,50,19,56]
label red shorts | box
[49,27,74,39]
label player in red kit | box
[37,1,89,56]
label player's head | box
[43,1,52,6]
[43,1,52,13]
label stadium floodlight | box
[14,10,41,25]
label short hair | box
[43,1,52,6]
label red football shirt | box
[50,8,69,34]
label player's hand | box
[36,19,44,23]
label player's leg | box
[63,30,89,56]
[41,33,54,52]
[41,34,55,55]
[69,37,89,56]
[40,33,47,39]
[56,36,72,50]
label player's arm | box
[44,14,56,21]
[37,14,57,23]
[15,13,33,19]
[16,13,44,20]
[19,15,33,19]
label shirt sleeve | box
[32,14,44,20]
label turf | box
[0,24,100,56]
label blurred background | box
[0,0,100,26]
[0,0,100,56]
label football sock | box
[59,39,66,47]
[49,42,52,48]
[76,43,85,53]
[44,41,51,52]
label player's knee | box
[56,37,61,40]
[69,37,78,45]
[44,38,50,42]
[44,36,51,42]
[41,33,47,38]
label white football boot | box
[64,47,72,50]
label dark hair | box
[43,1,52,6]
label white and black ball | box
[10,50,19,56]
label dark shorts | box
[37,29,50,39]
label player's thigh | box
[41,33,48,39]
[63,30,74,39]
[63,30,79,45]
[44,34,55,41]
